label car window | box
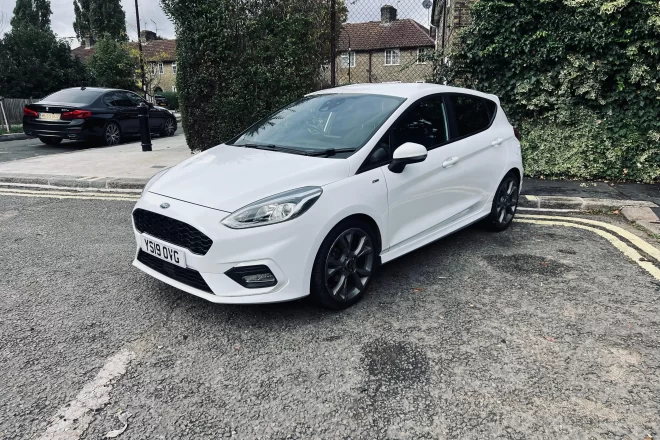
[41,89,104,105]
[126,92,145,106]
[229,93,406,153]
[449,94,496,138]
[103,92,122,107]
[118,92,142,107]
[390,95,448,151]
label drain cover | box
[151,165,166,169]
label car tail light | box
[514,127,521,141]
[61,110,92,119]
[24,107,38,118]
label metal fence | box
[330,0,438,86]
[0,98,39,125]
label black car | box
[23,87,177,146]
[154,95,169,107]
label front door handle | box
[491,138,504,147]
[442,157,460,168]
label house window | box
[417,47,431,64]
[340,51,355,68]
[158,62,164,75]
[150,63,156,75]
[172,62,177,74]
[172,86,177,92]
[384,49,400,66]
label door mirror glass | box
[388,142,427,173]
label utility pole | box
[134,0,147,99]
[441,0,447,51]
[330,0,336,87]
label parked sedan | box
[132,83,523,309]
[23,87,177,146]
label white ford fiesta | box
[132,83,523,309]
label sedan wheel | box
[104,123,121,146]
[311,220,377,309]
[162,117,176,137]
[485,173,519,231]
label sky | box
[0,0,433,45]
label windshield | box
[229,93,405,153]
[41,89,104,105]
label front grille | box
[137,250,213,293]
[133,208,213,255]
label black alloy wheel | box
[311,220,377,309]
[485,173,519,231]
[162,117,176,137]
[103,122,121,146]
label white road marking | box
[0,191,139,201]
[518,207,581,212]
[0,182,142,193]
[518,214,660,264]
[515,218,660,281]
[38,349,136,440]
[0,188,139,198]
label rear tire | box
[160,117,176,137]
[102,122,121,146]
[484,172,520,232]
[39,137,62,145]
[310,218,378,310]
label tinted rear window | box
[41,89,104,105]
[449,94,497,138]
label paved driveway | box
[1,191,658,439]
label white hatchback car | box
[132,83,523,309]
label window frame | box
[158,62,164,75]
[150,63,156,75]
[340,51,356,68]
[417,47,430,64]
[444,93,498,142]
[172,85,177,92]
[357,93,498,174]
[172,61,177,74]
[384,48,400,66]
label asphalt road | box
[1,193,659,439]
[0,129,182,163]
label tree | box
[86,38,136,90]
[161,0,339,151]
[438,0,660,182]
[0,0,87,98]
[10,0,51,31]
[73,0,127,43]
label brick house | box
[71,31,178,97]
[431,0,477,49]
[336,5,435,84]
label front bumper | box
[132,191,320,304]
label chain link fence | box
[329,0,438,86]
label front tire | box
[39,137,62,145]
[310,219,377,310]
[161,117,176,137]
[484,172,520,232]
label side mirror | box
[388,142,427,173]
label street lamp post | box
[134,0,147,100]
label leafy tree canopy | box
[73,0,127,43]
[161,0,341,151]
[438,0,660,182]
[86,38,136,90]
[10,0,51,31]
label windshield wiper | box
[237,143,310,156]
[304,148,357,157]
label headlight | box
[222,187,323,229]
[142,168,170,195]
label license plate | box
[40,112,60,120]
[140,235,186,268]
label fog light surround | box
[225,265,278,288]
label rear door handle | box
[442,157,460,168]
[491,138,504,147]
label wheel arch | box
[336,213,383,256]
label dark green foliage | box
[0,0,88,98]
[86,38,137,90]
[161,0,334,151]
[10,0,51,30]
[73,0,127,42]
[438,0,660,182]
[160,91,179,110]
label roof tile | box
[338,19,434,51]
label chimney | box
[381,5,397,24]
[83,35,95,49]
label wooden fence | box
[0,98,41,125]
